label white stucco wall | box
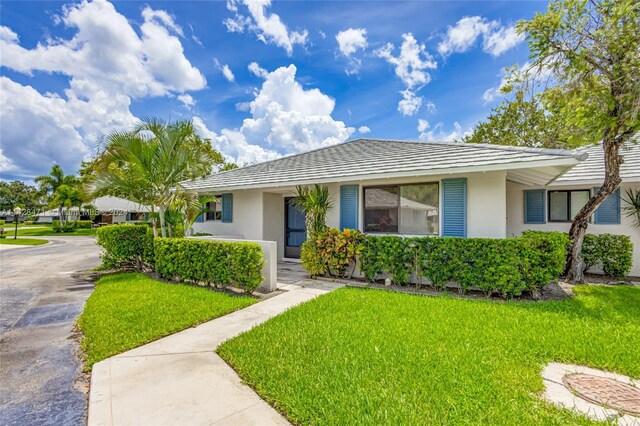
[262,192,285,260]
[507,181,640,277]
[191,189,264,239]
[466,171,507,238]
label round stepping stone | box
[563,374,640,416]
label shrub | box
[314,228,364,278]
[0,219,5,226]
[580,233,633,279]
[359,236,414,284]
[360,232,569,297]
[581,234,600,272]
[75,220,93,229]
[96,224,154,270]
[53,224,76,233]
[154,238,265,293]
[300,241,326,277]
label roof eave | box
[187,157,582,193]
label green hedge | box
[96,224,154,270]
[582,233,633,279]
[154,238,265,294]
[356,231,569,297]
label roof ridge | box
[358,137,584,158]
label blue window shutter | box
[126,212,131,221]
[221,193,233,223]
[195,212,204,223]
[442,178,466,237]
[524,189,546,224]
[594,188,620,224]
[340,185,359,230]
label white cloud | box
[358,126,371,134]
[482,61,552,103]
[398,89,423,116]
[221,64,236,82]
[193,117,280,165]
[336,28,367,56]
[425,101,436,114]
[178,94,196,108]
[375,33,437,116]
[141,7,184,38]
[482,25,525,57]
[419,122,471,142]
[193,64,354,165]
[375,33,437,89]
[0,0,205,178]
[438,16,523,57]
[248,61,269,78]
[336,28,368,75]
[224,0,307,55]
[417,119,429,133]
[0,77,93,178]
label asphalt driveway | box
[0,237,101,426]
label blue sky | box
[0,0,548,182]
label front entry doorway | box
[284,197,306,258]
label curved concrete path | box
[88,281,343,426]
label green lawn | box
[17,227,96,237]
[78,272,257,369]
[218,286,640,425]
[0,237,48,245]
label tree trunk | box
[565,140,623,283]
[58,205,64,227]
[150,206,158,238]
[158,205,167,238]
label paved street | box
[0,237,101,426]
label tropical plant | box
[292,184,333,239]
[51,184,84,226]
[35,165,83,226]
[622,188,640,228]
[171,190,216,236]
[463,0,640,283]
[88,118,224,238]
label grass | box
[78,272,257,369]
[218,285,640,425]
[16,227,96,237]
[0,237,48,245]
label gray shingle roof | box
[183,138,586,192]
[552,140,640,185]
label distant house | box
[35,196,149,224]
[183,138,640,276]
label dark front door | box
[285,197,306,258]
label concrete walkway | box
[88,281,342,426]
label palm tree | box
[89,118,222,237]
[35,165,80,225]
[292,184,333,239]
[51,184,84,226]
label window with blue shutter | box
[524,189,546,224]
[340,185,359,230]
[594,188,620,224]
[221,193,233,223]
[442,178,466,237]
[195,211,204,223]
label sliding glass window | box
[363,183,439,235]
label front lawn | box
[78,272,256,369]
[218,286,640,425]
[0,237,48,245]
[17,227,96,237]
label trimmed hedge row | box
[96,224,154,270]
[154,238,264,293]
[359,231,569,296]
[582,233,633,279]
